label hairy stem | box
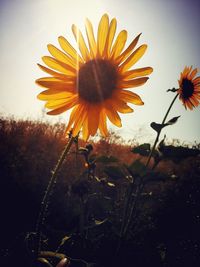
[35,136,75,257]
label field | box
[0,117,200,267]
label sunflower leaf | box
[131,143,151,156]
[165,116,181,125]
[166,87,178,93]
[150,116,180,133]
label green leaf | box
[129,159,146,177]
[131,143,151,156]
[104,165,126,180]
[165,116,180,125]
[167,88,178,92]
[151,116,180,133]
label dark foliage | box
[0,117,200,267]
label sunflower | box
[36,14,153,140]
[178,66,200,110]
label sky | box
[0,0,200,143]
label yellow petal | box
[36,77,74,90]
[65,104,80,133]
[88,104,101,136]
[118,77,149,89]
[42,56,76,76]
[122,67,153,79]
[112,98,133,113]
[116,33,142,63]
[72,24,90,62]
[104,18,117,58]
[85,18,97,58]
[82,115,89,141]
[45,95,78,109]
[72,104,88,136]
[97,14,109,57]
[37,64,70,80]
[115,90,144,105]
[47,44,78,69]
[47,100,77,115]
[111,30,127,60]
[99,109,108,136]
[58,36,84,64]
[119,45,147,72]
[104,100,122,127]
[37,90,75,101]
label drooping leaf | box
[150,122,163,133]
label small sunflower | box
[178,66,200,110]
[36,14,153,140]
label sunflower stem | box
[122,92,179,240]
[35,135,75,258]
[146,93,179,167]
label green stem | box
[146,93,179,167]
[123,92,179,239]
[35,136,75,257]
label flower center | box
[77,59,118,103]
[182,78,194,99]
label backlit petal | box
[72,24,90,62]
[85,18,97,58]
[88,104,101,136]
[58,36,84,64]
[45,95,78,109]
[104,18,117,58]
[42,56,76,75]
[115,90,144,105]
[118,77,149,89]
[99,109,108,136]
[122,67,153,79]
[111,30,127,60]
[97,14,109,57]
[116,33,142,63]
[36,77,74,90]
[37,90,75,101]
[104,100,122,127]
[37,64,70,80]
[112,98,133,113]
[47,44,78,69]
[119,45,147,72]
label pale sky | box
[0,0,200,143]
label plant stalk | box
[123,92,179,239]
[145,93,179,167]
[35,136,75,257]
